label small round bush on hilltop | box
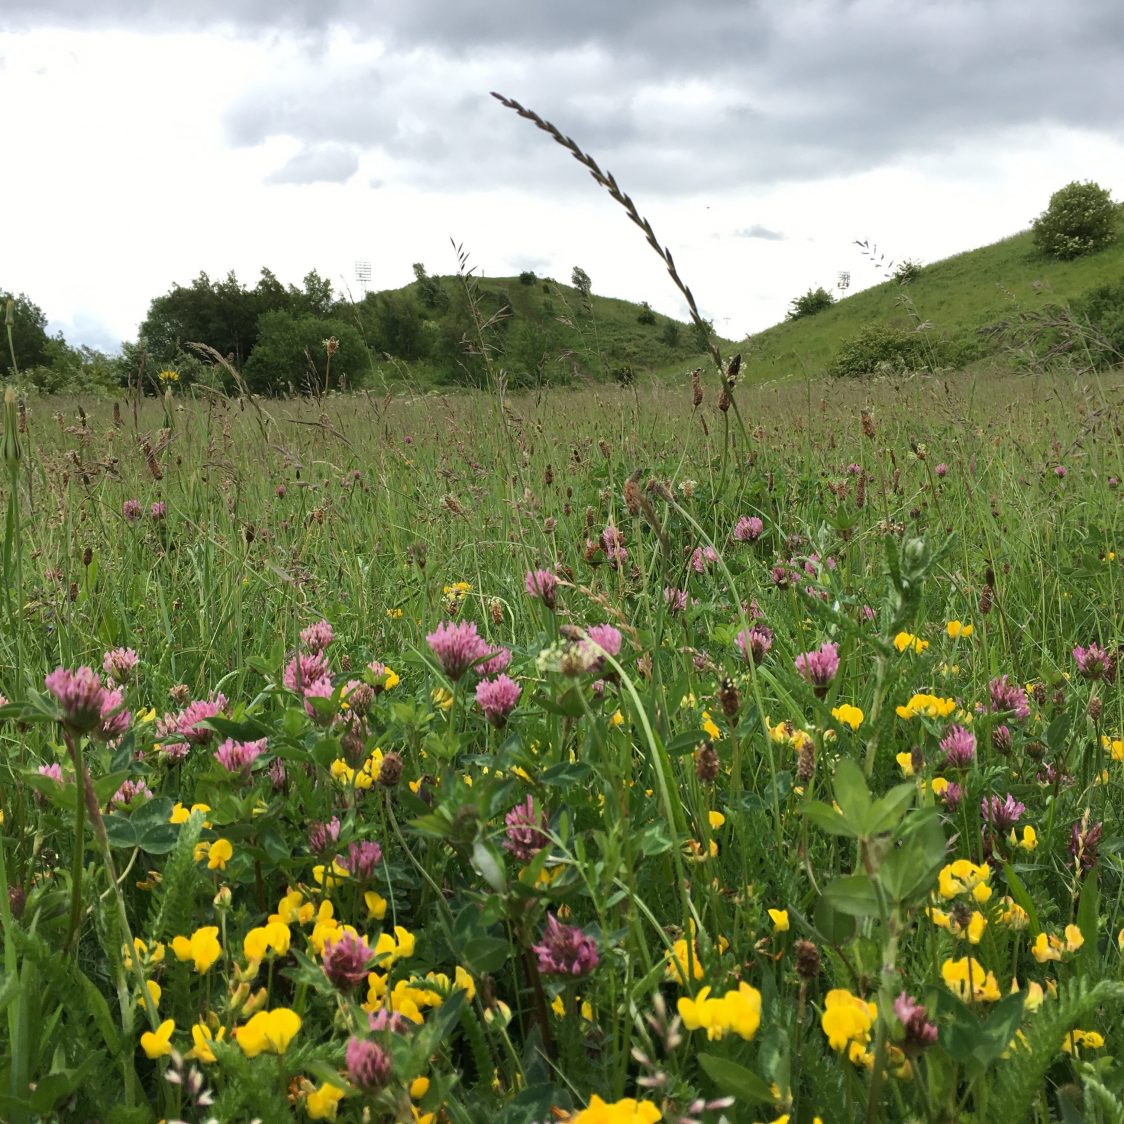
[1031,180,1119,260]
[786,286,835,321]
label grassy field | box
[0,365,1123,1122]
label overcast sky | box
[3,0,1123,353]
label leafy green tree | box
[637,301,657,325]
[242,311,369,395]
[0,291,51,375]
[787,286,835,321]
[139,271,260,367]
[571,266,592,298]
[1032,181,1119,260]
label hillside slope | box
[745,220,1124,379]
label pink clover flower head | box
[346,1036,392,1091]
[663,586,689,614]
[1054,465,1068,479]
[504,795,548,862]
[150,501,166,520]
[426,620,489,681]
[525,568,558,610]
[989,675,1030,719]
[736,625,774,666]
[45,666,109,733]
[934,463,949,478]
[939,782,964,810]
[96,686,132,742]
[302,676,336,721]
[533,913,599,978]
[1070,819,1103,872]
[367,1008,413,1034]
[690,545,719,573]
[894,992,938,1050]
[214,737,268,776]
[102,647,139,684]
[37,762,64,782]
[268,757,287,791]
[283,651,330,695]
[733,515,764,542]
[476,674,521,728]
[476,647,512,678]
[309,817,341,854]
[980,793,1025,829]
[340,840,383,880]
[1073,643,1114,681]
[322,932,375,990]
[299,619,335,654]
[122,498,143,523]
[847,463,863,476]
[366,661,396,694]
[940,724,976,769]
[110,778,153,810]
[156,692,228,754]
[794,641,840,695]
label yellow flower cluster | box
[1031,925,1084,963]
[821,989,876,1060]
[896,693,958,720]
[831,703,864,730]
[766,717,813,752]
[938,860,993,904]
[664,926,729,985]
[941,956,1001,1002]
[171,926,222,973]
[678,982,762,1041]
[329,747,385,790]
[927,906,987,944]
[193,838,233,871]
[1062,1029,1105,1054]
[365,964,474,1024]
[169,802,212,825]
[1102,735,1124,761]
[894,632,929,654]
[571,1095,662,1123]
[235,1007,301,1057]
[946,620,974,639]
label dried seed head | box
[695,740,719,782]
[378,751,404,787]
[691,368,703,407]
[860,409,876,439]
[978,584,994,616]
[717,678,740,722]
[1087,696,1102,722]
[794,939,821,979]
[796,740,815,782]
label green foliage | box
[518,270,537,286]
[146,812,205,941]
[242,310,370,394]
[1032,180,1119,260]
[829,322,931,377]
[1074,277,1124,366]
[786,286,835,321]
[637,301,657,326]
[893,258,923,284]
[1,292,51,376]
[571,265,592,298]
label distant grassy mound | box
[746,215,1124,380]
[365,271,724,388]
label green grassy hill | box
[745,217,1124,380]
[362,272,724,388]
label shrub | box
[1074,279,1124,367]
[830,323,931,377]
[787,287,835,321]
[518,270,537,286]
[1031,181,1119,260]
[893,259,923,285]
[637,301,657,326]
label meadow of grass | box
[0,364,1123,1123]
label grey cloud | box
[14,0,1124,194]
[265,142,358,184]
[735,225,785,241]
